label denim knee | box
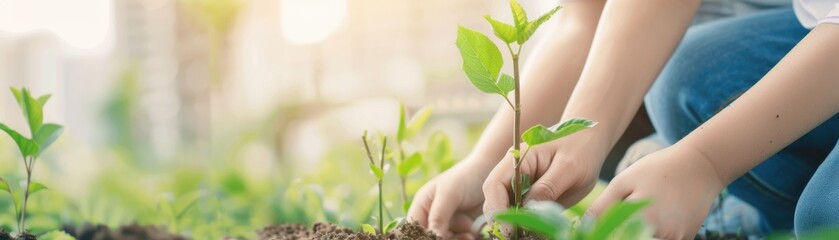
[644,28,722,145]
[794,140,839,236]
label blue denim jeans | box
[644,8,839,237]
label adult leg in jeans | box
[644,8,839,235]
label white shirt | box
[793,0,839,28]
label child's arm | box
[483,0,702,215]
[463,0,607,174]
[407,1,607,237]
[681,23,839,186]
[588,23,839,239]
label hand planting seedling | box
[456,0,595,238]
[0,87,63,238]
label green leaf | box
[497,73,515,97]
[402,200,412,213]
[491,222,507,240]
[405,106,433,140]
[37,94,52,106]
[369,163,384,180]
[384,218,402,234]
[361,224,377,235]
[397,103,407,142]
[397,153,422,177]
[34,123,63,153]
[0,177,9,192]
[456,26,505,95]
[521,118,597,147]
[511,173,532,196]
[509,149,520,159]
[484,15,517,43]
[10,87,23,106]
[39,230,76,240]
[518,5,562,44]
[27,181,48,195]
[590,199,651,240]
[424,132,454,172]
[21,88,44,135]
[0,123,40,157]
[509,0,528,33]
[494,209,557,238]
[526,201,572,229]
[521,173,531,196]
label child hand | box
[407,162,487,239]
[482,134,606,218]
[587,145,726,240]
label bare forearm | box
[680,24,839,184]
[561,0,700,157]
[467,1,605,170]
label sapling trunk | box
[455,2,578,239]
[511,53,523,240]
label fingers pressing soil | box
[63,223,188,240]
[258,222,439,240]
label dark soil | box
[258,222,439,240]
[63,223,188,240]
[16,233,35,240]
[0,229,12,240]
[0,229,35,240]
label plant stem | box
[379,138,387,235]
[19,157,33,233]
[511,51,523,240]
[362,136,376,165]
[397,143,408,205]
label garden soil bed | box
[258,222,749,240]
[258,222,440,240]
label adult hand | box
[587,145,726,240]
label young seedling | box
[0,87,64,237]
[456,1,596,238]
[360,131,402,236]
[394,103,433,212]
[493,200,652,240]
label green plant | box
[394,103,433,212]
[456,1,595,238]
[360,131,403,235]
[492,200,653,240]
[0,87,64,235]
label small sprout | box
[383,217,403,234]
[491,222,508,240]
[395,103,434,213]
[361,133,388,235]
[0,87,63,235]
[361,224,377,235]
